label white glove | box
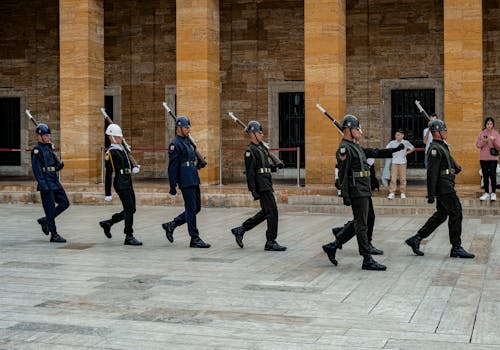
[104,196,113,202]
[132,165,141,174]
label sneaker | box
[400,193,407,199]
[491,193,497,201]
[480,193,490,201]
[387,193,395,200]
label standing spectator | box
[475,117,500,201]
[423,113,438,168]
[386,129,415,199]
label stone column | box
[304,0,346,184]
[59,0,104,182]
[176,0,220,184]
[443,0,482,184]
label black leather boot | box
[322,241,342,266]
[264,241,287,251]
[405,235,424,256]
[190,237,211,248]
[450,246,475,259]
[37,217,49,236]
[124,235,143,246]
[161,221,176,243]
[231,226,245,248]
[99,220,113,239]
[369,244,384,255]
[362,256,386,271]
[50,232,66,243]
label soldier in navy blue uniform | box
[31,123,69,243]
[99,124,142,246]
[322,114,404,270]
[162,116,210,248]
[405,119,474,259]
[230,120,286,251]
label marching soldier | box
[322,114,403,270]
[99,124,142,246]
[162,116,210,248]
[230,120,286,251]
[405,119,474,258]
[31,123,69,243]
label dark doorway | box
[278,92,305,168]
[391,89,435,168]
[0,97,21,166]
[104,96,114,149]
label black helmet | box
[35,123,51,136]
[175,116,190,128]
[341,114,360,130]
[428,119,447,132]
[245,120,263,133]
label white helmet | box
[106,124,123,137]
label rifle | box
[25,109,62,162]
[227,111,285,168]
[415,100,431,121]
[315,104,344,135]
[100,108,140,170]
[162,102,207,168]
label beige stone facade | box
[0,0,498,186]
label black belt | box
[257,168,271,174]
[440,168,455,175]
[120,168,131,174]
[182,161,197,167]
[42,167,56,172]
[353,170,370,178]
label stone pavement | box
[0,202,499,349]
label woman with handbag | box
[476,117,500,201]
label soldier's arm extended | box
[337,149,352,205]
[31,148,49,191]
[244,149,258,195]
[426,148,440,200]
[363,143,404,158]
[167,143,180,195]
[104,151,114,197]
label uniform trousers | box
[111,189,136,235]
[349,196,372,256]
[242,191,278,241]
[173,185,201,238]
[336,197,375,244]
[40,189,70,233]
[416,192,462,247]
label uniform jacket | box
[168,134,200,190]
[245,142,273,193]
[337,139,398,199]
[31,142,63,191]
[427,139,461,197]
[104,143,133,195]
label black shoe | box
[50,232,66,243]
[99,220,112,239]
[124,235,143,246]
[370,245,384,255]
[37,217,49,236]
[190,237,211,248]
[362,256,386,271]
[450,246,475,259]
[405,235,424,256]
[231,226,245,248]
[162,221,175,243]
[264,241,287,251]
[322,241,341,266]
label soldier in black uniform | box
[405,119,474,259]
[31,123,69,243]
[230,120,286,251]
[99,124,142,246]
[161,116,210,248]
[322,114,404,270]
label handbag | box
[490,147,499,156]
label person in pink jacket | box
[476,117,500,201]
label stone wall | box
[104,0,176,178]
[484,0,500,122]
[220,0,304,183]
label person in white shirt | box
[386,129,415,199]
[423,113,438,168]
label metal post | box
[296,147,300,187]
[219,143,223,188]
